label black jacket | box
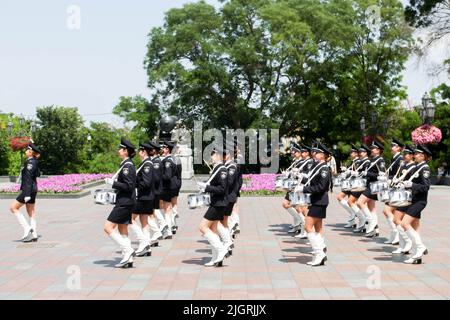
[151,156,163,196]
[173,154,183,190]
[205,163,229,207]
[356,157,370,173]
[410,162,431,203]
[225,160,239,203]
[364,156,385,184]
[161,155,178,191]
[235,154,244,192]
[136,158,154,201]
[388,153,404,179]
[20,157,39,196]
[298,158,314,174]
[112,158,136,206]
[302,162,331,206]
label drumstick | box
[203,159,212,172]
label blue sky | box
[0,0,448,127]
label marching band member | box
[295,141,332,266]
[337,144,360,228]
[148,141,165,245]
[392,144,416,254]
[197,145,230,267]
[293,144,314,239]
[350,145,371,233]
[160,140,178,239]
[217,144,238,255]
[129,142,155,257]
[103,138,137,268]
[382,138,404,245]
[356,140,386,238]
[282,143,304,233]
[9,143,41,242]
[171,143,183,232]
[229,144,244,238]
[398,144,431,264]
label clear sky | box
[0,0,448,127]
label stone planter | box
[9,176,17,183]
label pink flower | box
[412,125,442,145]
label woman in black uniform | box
[148,141,168,242]
[293,144,314,239]
[10,143,41,242]
[217,144,238,255]
[391,144,416,254]
[295,142,332,266]
[130,142,155,257]
[357,140,386,238]
[337,144,360,228]
[229,143,244,237]
[399,144,431,264]
[282,143,304,233]
[171,143,183,232]
[103,138,137,268]
[348,145,371,233]
[197,145,230,267]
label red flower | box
[10,136,31,151]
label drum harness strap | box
[304,162,327,187]
[357,157,382,178]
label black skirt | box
[362,188,378,201]
[153,196,160,209]
[107,205,133,224]
[16,191,38,204]
[223,202,235,217]
[405,201,426,219]
[395,205,409,213]
[284,192,290,201]
[160,189,177,202]
[133,200,154,214]
[204,206,226,221]
[307,205,327,219]
[342,190,352,195]
[350,191,363,198]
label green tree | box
[113,95,160,143]
[144,0,413,148]
[430,83,450,167]
[34,106,86,175]
[80,122,128,173]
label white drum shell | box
[350,178,367,192]
[389,189,412,207]
[289,191,311,207]
[94,189,117,205]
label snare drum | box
[275,176,285,191]
[389,189,412,207]
[333,176,342,187]
[281,178,298,191]
[341,179,352,191]
[289,191,311,207]
[370,181,389,194]
[93,189,117,205]
[377,189,391,203]
[188,193,211,209]
[350,178,367,192]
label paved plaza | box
[0,186,449,300]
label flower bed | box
[240,174,280,195]
[0,174,111,194]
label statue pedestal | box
[178,144,194,179]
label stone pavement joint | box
[0,187,449,300]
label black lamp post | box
[360,117,366,142]
[420,92,435,125]
[7,120,13,136]
[87,133,92,152]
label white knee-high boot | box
[203,231,228,266]
[406,228,428,260]
[14,212,31,239]
[352,205,366,230]
[339,199,355,223]
[130,223,149,253]
[109,231,134,266]
[384,216,399,244]
[393,225,412,254]
[217,222,233,250]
